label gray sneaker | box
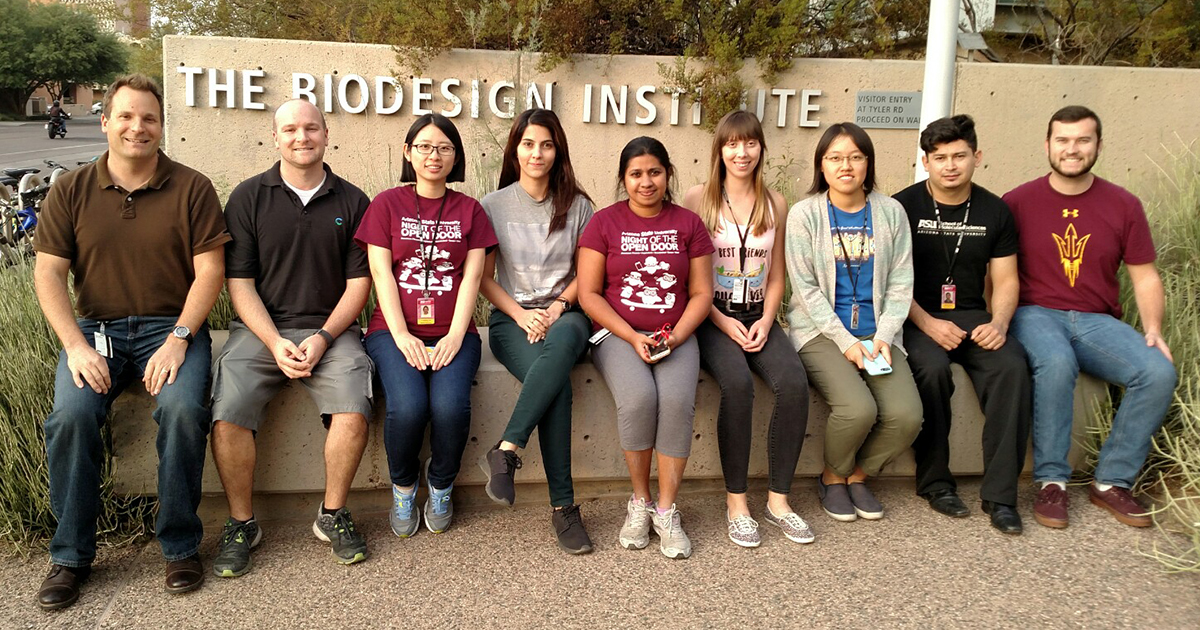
[312,507,368,564]
[817,477,857,522]
[212,518,262,577]
[847,482,884,520]
[423,458,454,533]
[389,484,420,538]
[762,506,816,544]
[651,504,692,559]
[618,495,653,550]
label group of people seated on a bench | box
[31,74,1175,610]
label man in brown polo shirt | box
[32,74,230,610]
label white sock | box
[1041,481,1066,490]
[1094,482,1114,492]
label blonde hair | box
[697,110,774,237]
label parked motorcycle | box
[46,112,70,139]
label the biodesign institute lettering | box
[175,67,825,128]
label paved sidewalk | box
[3,480,1197,629]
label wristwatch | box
[555,297,571,311]
[172,325,194,345]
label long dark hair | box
[498,109,592,234]
[616,136,675,204]
[808,122,876,195]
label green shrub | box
[0,261,154,552]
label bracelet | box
[555,297,571,311]
[316,329,335,344]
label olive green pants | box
[799,336,923,477]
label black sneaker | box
[312,507,368,564]
[213,518,262,577]
[479,445,522,506]
[552,504,594,555]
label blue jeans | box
[1011,306,1176,488]
[365,331,482,489]
[45,317,212,567]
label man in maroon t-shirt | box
[1004,106,1176,530]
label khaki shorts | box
[211,321,374,431]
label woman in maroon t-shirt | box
[578,136,714,559]
[355,114,498,537]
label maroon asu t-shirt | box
[579,201,714,332]
[355,186,498,340]
[1003,175,1156,317]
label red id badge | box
[940,284,957,310]
[417,297,436,325]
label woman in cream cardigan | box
[784,122,923,523]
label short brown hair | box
[1047,105,1102,141]
[103,74,164,120]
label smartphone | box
[589,328,612,345]
[859,339,892,376]
[647,341,672,362]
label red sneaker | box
[1034,484,1069,528]
[1089,485,1152,527]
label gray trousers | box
[591,334,700,458]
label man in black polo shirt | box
[210,99,373,576]
[894,115,1031,534]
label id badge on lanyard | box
[94,322,113,358]
[417,296,436,325]
[940,283,957,310]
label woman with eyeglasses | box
[784,122,922,523]
[476,109,596,554]
[578,136,714,559]
[355,113,498,537]
[681,110,812,548]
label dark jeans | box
[488,309,590,507]
[695,314,808,495]
[365,330,482,489]
[904,309,1031,506]
[46,317,212,567]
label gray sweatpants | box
[591,334,700,458]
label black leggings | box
[695,314,809,494]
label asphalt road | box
[0,117,108,175]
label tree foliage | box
[0,0,127,117]
[1013,0,1200,67]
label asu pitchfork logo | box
[1052,213,1090,287]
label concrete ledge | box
[111,329,1109,498]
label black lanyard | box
[926,182,971,284]
[415,190,448,298]
[721,187,758,274]
[828,195,870,302]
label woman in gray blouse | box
[784,123,923,522]
[478,109,596,554]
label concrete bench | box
[110,328,1108,509]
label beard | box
[1049,153,1097,179]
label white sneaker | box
[651,503,692,559]
[619,496,654,550]
[762,506,816,544]
[727,513,761,548]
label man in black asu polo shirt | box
[893,115,1031,534]
[210,99,373,575]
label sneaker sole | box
[334,551,368,565]
[728,533,761,548]
[1089,494,1152,527]
[823,508,858,522]
[763,518,816,544]
[619,536,649,550]
[557,540,594,555]
[390,521,420,538]
[478,455,514,506]
[1033,512,1069,528]
[854,507,884,520]
[660,544,692,559]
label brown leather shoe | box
[165,554,205,594]
[38,564,90,610]
[1089,484,1153,527]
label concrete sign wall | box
[163,36,1200,204]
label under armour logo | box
[1062,209,1079,218]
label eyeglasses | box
[412,143,456,156]
[823,154,868,165]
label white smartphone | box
[858,339,893,376]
